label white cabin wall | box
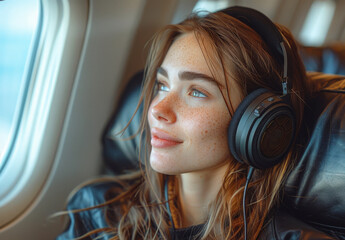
[0,0,150,239]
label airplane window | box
[299,0,335,46]
[0,0,40,172]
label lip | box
[150,128,183,148]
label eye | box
[156,81,169,92]
[190,89,207,98]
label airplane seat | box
[101,69,345,239]
[282,71,345,239]
[299,43,345,75]
[102,70,144,174]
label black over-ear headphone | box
[222,6,296,169]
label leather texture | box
[299,44,345,75]
[57,181,335,240]
[259,209,336,240]
[56,182,117,240]
[284,72,345,239]
[102,70,144,174]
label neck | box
[176,162,229,228]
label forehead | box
[162,32,213,77]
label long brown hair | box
[74,10,309,240]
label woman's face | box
[148,33,241,175]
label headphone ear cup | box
[228,88,268,165]
[228,88,295,169]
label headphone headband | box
[220,6,289,95]
[224,7,296,170]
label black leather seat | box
[102,70,144,174]
[283,72,345,239]
[299,43,345,75]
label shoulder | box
[67,180,121,210]
[56,180,124,240]
[259,208,337,240]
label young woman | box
[57,7,330,240]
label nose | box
[151,95,177,123]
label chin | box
[149,156,182,175]
[150,161,178,175]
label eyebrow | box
[157,67,224,88]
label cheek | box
[185,107,230,151]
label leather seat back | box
[284,72,345,238]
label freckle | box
[205,130,208,134]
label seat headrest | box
[299,44,345,75]
[283,72,345,237]
[102,70,144,174]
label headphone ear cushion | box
[228,88,295,169]
[228,88,269,164]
